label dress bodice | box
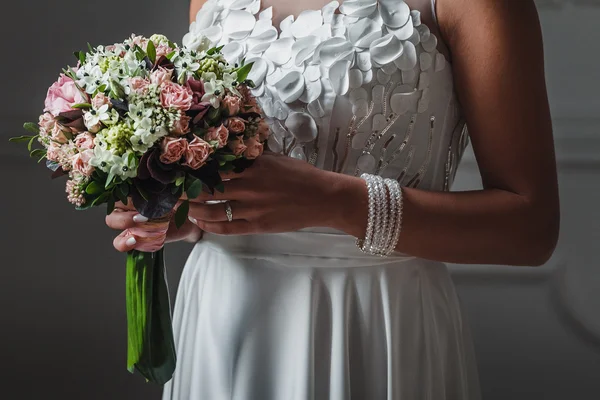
[184,0,469,191]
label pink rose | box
[256,119,270,142]
[243,136,264,159]
[91,93,111,109]
[161,81,194,111]
[205,124,229,149]
[170,112,191,136]
[46,142,61,162]
[51,123,69,144]
[74,132,95,150]
[38,113,56,137]
[72,149,95,177]
[221,95,241,115]
[129,77,150,94]
[183,136,214,169]
[150,67,173,86]
[44,74,87,117]
[227,137,247,156]
[226,117,246,134]
[155,44,174,59]
[160,137,188,164]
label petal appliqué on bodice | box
[185,0,469,191]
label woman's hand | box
[106,201,203,252]
[186,153,369,236]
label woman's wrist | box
[317,171,369,238]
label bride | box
[107,0,559,398]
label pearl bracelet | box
[356,174,404,256]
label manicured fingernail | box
[188,216,198,225]
[126,237,137,247]
[133,214,149,223]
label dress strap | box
[431,0,439,25]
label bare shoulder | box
[189,0,210,24]
[436,0,542,48]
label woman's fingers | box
[113,230,138,252]
[188,201,254,222]
[106,209,145,230]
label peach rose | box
[155,44,174,59]
[183,136,213,169]
[170,112,191,136]
[205,124,229,149]
[51,124,69,144]
[129,77,150,94]
[74,132,95,150]
[221,95,241,115]
[91,93,111,109]
[160,137,188,164]
[150,67,173,86]
[227,117,246,134]
[227,137,247,156]
[38,113,56,137]
[160,81,193,111]
[256,119,270,142]
[46,142,61,162]
[44,74,87,117]
[244,136,264,159]
[72,149,95,176]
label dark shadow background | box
[2,1,600,400]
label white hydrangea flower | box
[128,102,153,129]
[201,73,224,108]
[110,152,138,179]
[84,104,112,130]
[89,146,119,173]
[77,65,109,94]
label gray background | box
[1,1,600,399]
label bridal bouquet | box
[10,34,268,384]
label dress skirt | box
[162,228,481,400]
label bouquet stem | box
[125,248,176,384]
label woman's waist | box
[196,227,423,268]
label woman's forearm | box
[324,172,560,267]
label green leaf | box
[206,46,224,56]
[71,103,93,109]
[116,184,129,205]
[165,51,176,60]
[85,180,104,195]
[27,135,38,152]
[174,200,190,229]
[168,40,177,49]
[106,195,116,215]
[79,51,86,64]
[146,40,156,64]
[221,154,237,162]
[105,172,116,189]
[110,79,126,100]
[215,183,225,193]
[29,149,45,158]
[219,163,235,172]
[87,42,94,53]
[175,175,185,187]
[91,191,110,207]
[235,62,254,83]
[37,154,47,164]
[9,135,34,143]
[23,122,40,134]
[98,84,107,93]
[186,179,203,199]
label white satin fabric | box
[162,229,481,399]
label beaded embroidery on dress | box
[182,0,469,190]
[162,1,481,399]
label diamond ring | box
[224,201,233,222]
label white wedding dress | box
[163,1,480,398]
